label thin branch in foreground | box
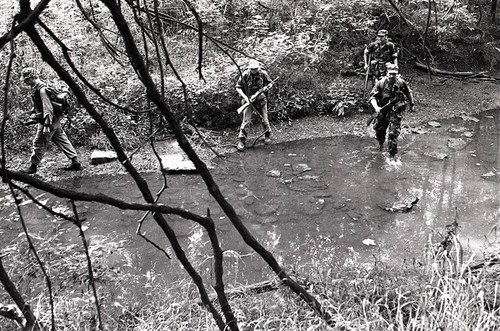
[36,18,150,115]
[7,183,54,330]
[0,256,40,330]
[135,135,171,260]
[11,183,78,223]
[70,201,104,331]
[1,18,17,181]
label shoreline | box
[2,74,500,183]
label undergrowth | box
[1,219,499,330]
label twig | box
[36,19,150,115]
[7,182,54,330]
[1,18,16,182]
[70,201,104,330]
[136,137,172,260]
[11,183,78,223]
[129,127,164,160]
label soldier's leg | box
[387,114,402,157]
[51,121,78,161]
[374,115,389,150]
[29,123,52,166]
[258,102,272,144]
[238,106,253,140]
[259,103,271,134]
[237,106,253,150]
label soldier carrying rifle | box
[368,64,415,160]
[364,29,398,83]
[235,59,275,152]
[20,67,81,174]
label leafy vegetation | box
[2,0,500,152]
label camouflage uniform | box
[365,31,398,80]
[369,74,413,157]
[236,68,272,140]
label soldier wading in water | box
[369,63,415,161]
[235,59,273,151]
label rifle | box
[236,76,280,114]
[22,113,43,126]
[363,54,371,99]
[366,96,401,127]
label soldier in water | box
[235,59,274,151]
[368,64,415,160]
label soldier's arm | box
[363,44,373,68]
[390,43,398,66]
[39,87,54,126]
[235,74,249,102]
[368,82,382,112]
[403,82,415,111]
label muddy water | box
[1,109,500,286]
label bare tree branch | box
[7,182,54,330]
[0,0,50,49]
[180,0,205,80]
[70,201,104,331]
[101,0,333,325]
[0,257,41,330]
[2,168,214,226]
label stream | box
[1,109,500,287]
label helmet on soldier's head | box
[377,29,388,37]
[386,63,399,74]
[21,67,38,80]
[248,59,260,70]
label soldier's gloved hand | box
[364,64,369,70]
[43,124,51,134]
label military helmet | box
[21,67,38,80]
[248,59,260,69]
[377,29,388,37]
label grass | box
[1,226,499,330]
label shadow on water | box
[2,109,500,286]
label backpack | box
[44,85,74,116]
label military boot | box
[64,157,82,171]
[264,133,272,145]
[21,163,37,174]
[237,138,245,151]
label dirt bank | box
[3,70,500,182]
